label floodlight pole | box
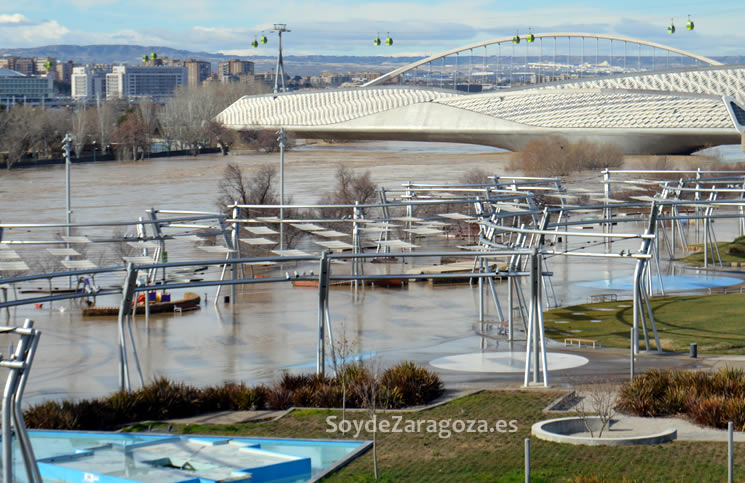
[63,133,72,241]
[279,128,285,250]
[272,23,290,95]
[63,133,73,288]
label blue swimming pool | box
[3,431,369,482]
[578,274,742,291]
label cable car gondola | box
[251,38,259,48]
[686,15,694,31]
[260,34,268,44]
[374,33,381,46]
[512,32,520,44]
[386,32,393,46]
[526,28,535,43]
[667,19,676,34]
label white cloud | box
[0,19,70,45]
[0,13,30,25]
[1,2,744,58]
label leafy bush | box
[617,368,745,429]
[24,363,443,430]
[381,361,444,406]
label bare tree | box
[575,380,618,438]
[332,323,360,423]
[357,359,382,480]
[218,163,278,214]
[204,120,236,155]
[217,163,306,251]
[94,100,120,153]
[317,166,380,224]
[510,135,623,176]
[159,82,270,155]
[0,106,35,168]
[71,101,88,158]
[112,112,150,160]
[458,167,492,186]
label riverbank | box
[0,147,223,170]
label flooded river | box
[0,141,742,403]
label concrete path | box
[167,410,289,425]
[608,414,745,442]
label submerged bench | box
[589,293,617,303]
[564,338,602,349]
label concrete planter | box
[532,416,677,446]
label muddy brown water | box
[0,142,739,403]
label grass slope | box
[127,391,745,482]
[680,235,745,266]
[544,293,745,353]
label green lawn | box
[127,390,745,481]
[544,293,745,353]
[680,236,745,266]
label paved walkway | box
[608,414,745,442]
[167,410,289,425]
[162,343,745,441]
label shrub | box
[278,373,312,392]
[616,369,671,417]
[618,368,745,430]
[292,386,316,407]
[24,364,443,430]
[509,135,623,176]
[268,387,294,410]
[314,383,343,408]
[381,361,444,406]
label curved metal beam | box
[362,32,722,87]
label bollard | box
[729,421,734,483]
[524,438,530,482]
[630,328,635,380]
[690,343,697,358]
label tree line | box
[0,80,275,169]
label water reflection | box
[0,142,742,402]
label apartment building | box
[183,60,211,87]
[105,64,187,99]
[71,66,110,99]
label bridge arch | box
[362,32,722,87]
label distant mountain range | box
[0,44,422,76]
[1,44,743,77]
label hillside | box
[2,44,743,77]
[0,44,422,76]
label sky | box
[1,1,745,58]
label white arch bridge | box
[216,32,745,155]
[363,32,722,89]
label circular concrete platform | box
[532,416,677,446]
[429,351,589,373]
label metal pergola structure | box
[0,319,42,483]
[1,169,744,395]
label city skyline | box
[1,1,745,58]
